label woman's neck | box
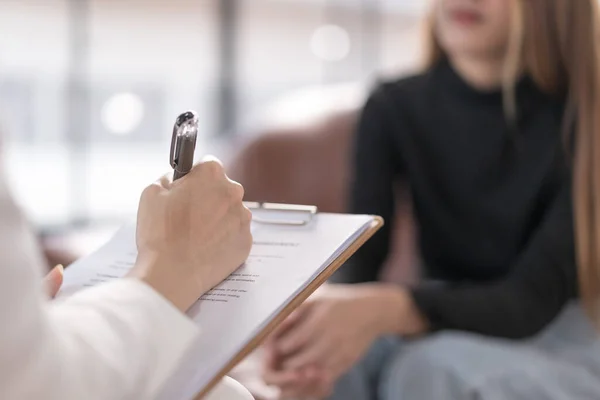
[449,54,505,91]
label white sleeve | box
[0,175,199,399]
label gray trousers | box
[329,303,600,400]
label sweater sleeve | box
[411,179,577,338]
[331,86,404,284]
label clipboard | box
[243,202,318,226]
[194,203,384,399]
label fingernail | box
[56,264,64,275]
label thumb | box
[44,264,64,299]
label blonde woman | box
[263,0,600,398]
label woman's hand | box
[262,284,427,399]
[129,156,253,312]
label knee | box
[379,333,484,400]
[402,332,482,368]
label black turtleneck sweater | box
[339,59,576,339]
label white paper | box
[58,213,374,399]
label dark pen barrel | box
[172,135,196,181]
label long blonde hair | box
[426,0,600,321]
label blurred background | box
[0,0,427,254]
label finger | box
[302,364,325,383]
[326,358,351,388]
[263,345,277,370]
[200,154,223,166]
[277,370,327,400]
[44,264,64,299]
[229,181,246,205]
[279,384,332,400]
[262,366,303,387]
[278,386,308,400]
[227,176,243,188]
[276,307,322,357]
[270,308,306,342]
[301,367,335,399]
[265,307,311,364]
[262,340,286,372]
[282,382,332,400]
[179,155,224,185]
[314,377,335,399]
[281,336,331,370]
[158,171,173,189]
[164,155,223,188]
[275,370,315,399]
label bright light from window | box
[310,24,351,62]
[101,92,144,135]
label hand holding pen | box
[128,110,253,312]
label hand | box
[129,156,253,312]
[44,264,64,299]
[261,284,393,398]
[263,309,335,399]
[263,284,428,399]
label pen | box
[170,110,199,181]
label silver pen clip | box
[170,110,199,180]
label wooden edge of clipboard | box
[195,215,384,399]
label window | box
[0,0,424,229]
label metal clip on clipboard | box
[244,202,318,226]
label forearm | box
[359,280,566,340]
[409,278,574,338]
[383,180,575,339]
[360,283,430,337]
[1,279,198,400]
